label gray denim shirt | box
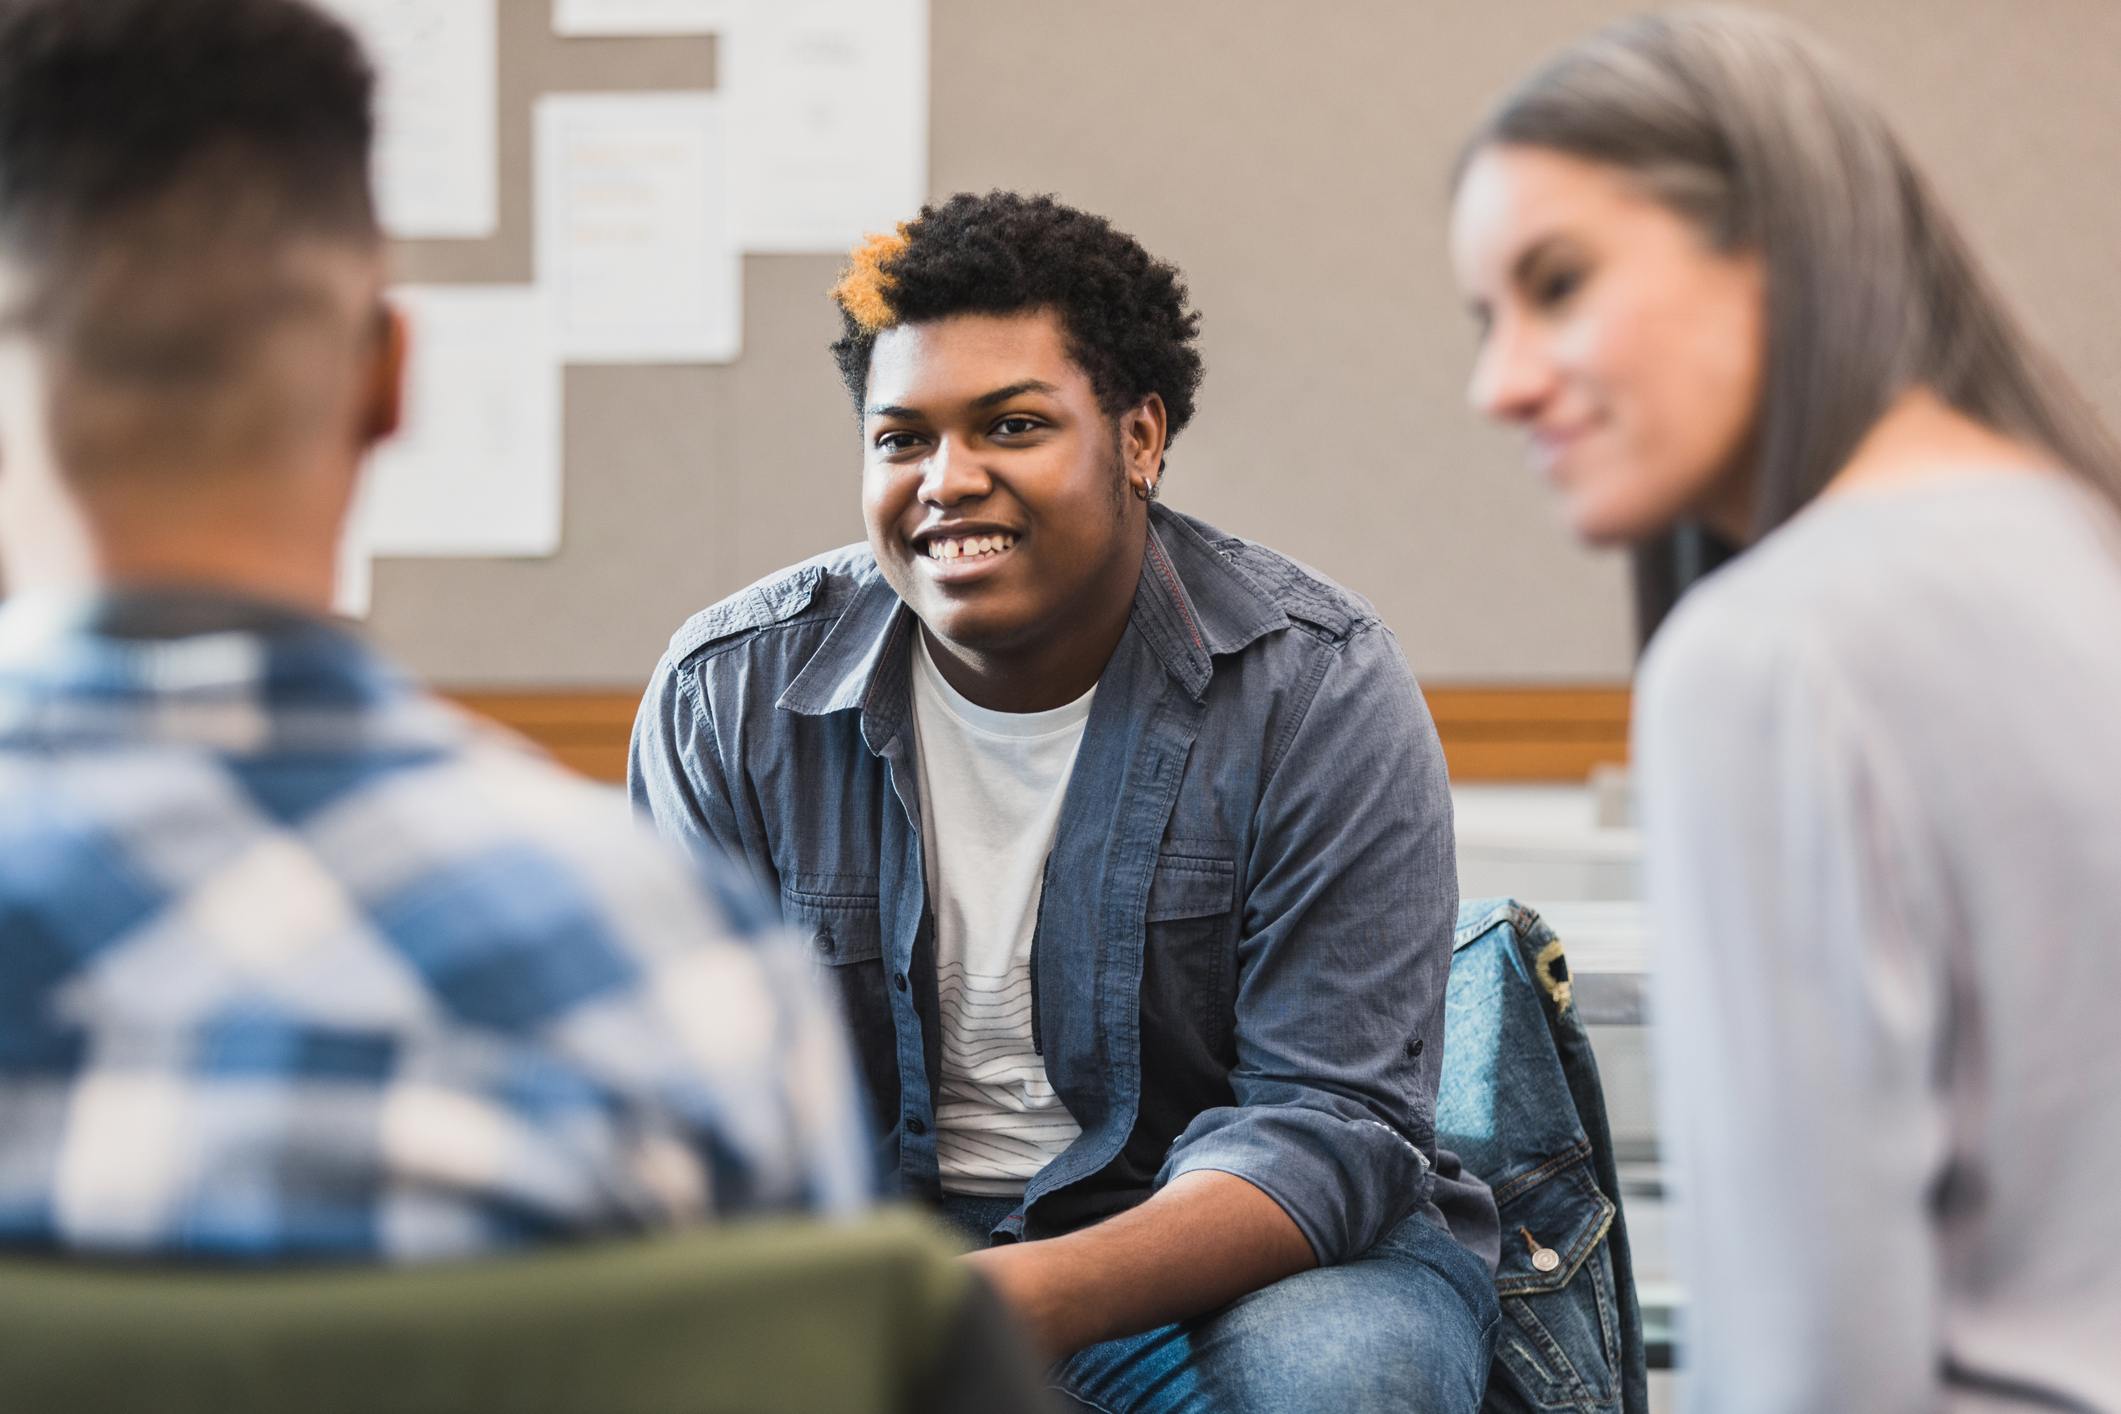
[630,505,1469,1264]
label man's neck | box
[920,622,1117,714]
[64,546,337,617]
[4,515,343,618]
[2,466,352,617]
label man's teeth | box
[927,533,1018,561]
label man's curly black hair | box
[830,192,1205,460]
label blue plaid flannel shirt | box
[0,590,871,1261]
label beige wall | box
[376,0,2121,687]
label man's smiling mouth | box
[925,532,1019,561]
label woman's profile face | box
[1450,143,1767,545]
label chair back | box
[0,1208,1049,1413]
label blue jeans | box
[940,1195,1499,1414]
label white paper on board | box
[724,0,928,254]
[534,92,741,364]
[315,0,497,239]
[355,285,563,558]
[553,0,732,36]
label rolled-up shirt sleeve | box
[1156,623,1456,1264]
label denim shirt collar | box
[773,563,914,751]
[773,504,1289,741]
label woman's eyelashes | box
[1529,262,1586,310]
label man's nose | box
[918,436,994,505]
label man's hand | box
[959,1170,1317,1358]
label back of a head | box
[0,0,380,486]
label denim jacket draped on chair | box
[1442,898,1648,1414]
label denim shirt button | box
[905,1116,926,1136]
[892,971,909,992]
[813,929,834,953]
[1406,1039,1424,1058]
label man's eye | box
[991,416,1041,438]
[874,430,924,454]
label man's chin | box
[909,596,1037,661]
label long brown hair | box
[1461,6,2121,642]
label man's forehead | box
[864,309,1088,409]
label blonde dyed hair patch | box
[831,226,910,333]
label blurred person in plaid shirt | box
[0,0,870,1260]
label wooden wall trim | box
[448,684,1632,786]
[1424,685,1631,783]
[448,690,643,786]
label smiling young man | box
[632,192,1499,1410]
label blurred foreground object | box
[0,1209,1056,1414]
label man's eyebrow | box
[864,380,1061,420]
[970,379,1060,409]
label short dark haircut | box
[0,0,375,249]
[0,0,379,472]
[830,192,1205,457]
[0,0,376,335]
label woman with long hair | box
[1451,8,2121,1408]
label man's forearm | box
[963,1169,1317,1357]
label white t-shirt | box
[909,632,1091,1197]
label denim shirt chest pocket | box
[1141,846,1238,1062]
[779,873,898,1123]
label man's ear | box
[1121,393,1169,499]
[359,299,407,449]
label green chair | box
[0,1208,1054,1413]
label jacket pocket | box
[1485,1143,1622,1414]
[782,874,884,965]
[1144,849,1233,923]
[1144,847,1237,1060]
[780,878,895,1126]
